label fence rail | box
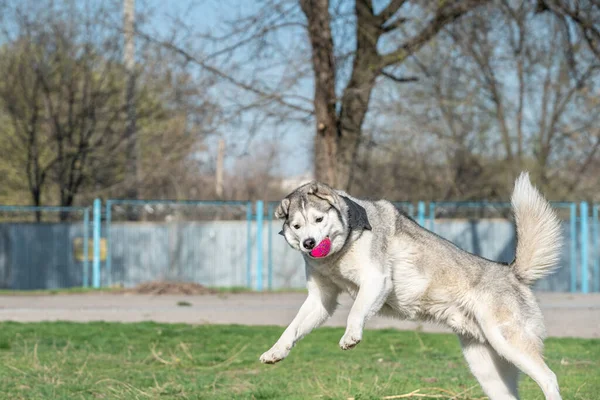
[0,200,598,293]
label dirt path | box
[1,292,599,339]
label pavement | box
[0,292,599,338]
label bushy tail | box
[510,172,563,285]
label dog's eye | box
[293,224,300,230]
[315,217,323,223]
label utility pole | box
[124,0,138,206]
[215,139,225,199]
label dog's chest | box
[316,260,361,298]
[319,241,373,297]
[327,270,361,298]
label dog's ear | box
[307,181,340,210]
[341,196,372,231]
[274,197,290,220]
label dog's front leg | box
[260,272,339,364]
[340,270,390,350]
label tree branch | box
[380,70,418,83]
[379,0,489,68]
[539,0,600,59]
[377,0,407,23]
[382,17,409,33]
[136,31,314,116]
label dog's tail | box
[510,172,563,285]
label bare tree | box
[359,0,600,201]
[2,0,598,210]
[442,0,600,197]
[0,1,223,216]
[224,142,287,201]
[142,0,600,195]
[0,2,130,217]
[303,0,496,190]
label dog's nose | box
[303,238,316,250]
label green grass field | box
[0,322,597,399]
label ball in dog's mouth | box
[310,237,331,258]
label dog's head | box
[274,181,370,259]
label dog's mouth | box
[309,237,331,258]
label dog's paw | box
[339,330,362,350]
[259,344,290,364]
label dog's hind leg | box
[478,318,561,400]
[459,335,520,400]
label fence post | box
[428,202,436,232]
[417,201,426,227]
[256,201,264,292]
[593,205,599,293]
[83,208,90,288]
[92,198,102,288]
[246,202,252,288]
[105,200,112,287]
[267,202,274,291]
[570,203,577,293]
[581,202,589,294]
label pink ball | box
[310,237,331,258]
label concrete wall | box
[0,219,592,292]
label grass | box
[0,323,598,399]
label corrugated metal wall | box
[0,219,586,291]
[0,223,89,289]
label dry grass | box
[0,322,598,399]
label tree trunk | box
[32,188,42,222]
[302,0,489,190]
[336,0,381,191]
[59,188,76,221]
[299,0,338,186]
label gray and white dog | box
[260,172,562,400]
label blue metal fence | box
[423,201,578,292]
[0,205,91,289]
[580,202,588,293]
[102,199,254,289]
[594,204,600,293]
[93,199,101,288]
[0,200,599,293]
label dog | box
[259,172,562,400]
